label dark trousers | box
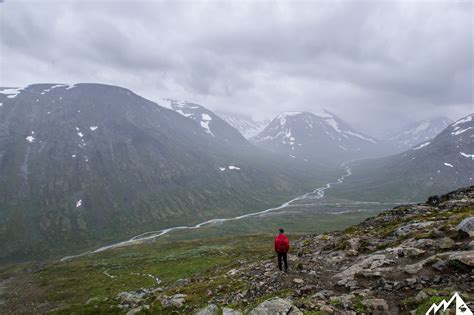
[277,252,288,271]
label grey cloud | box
[0,0,472,136]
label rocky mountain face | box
[215,111,270,139]
[73,186,474,314]
[251,111,384,165]
[158,99,251,148]
[0,83,329,262]
[330,114,474,202]
[385,117,453,153]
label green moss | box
[352,296,367,314]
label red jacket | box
[274,233,290,253]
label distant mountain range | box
[330,114,473,201]
[384,117,453,153]
[215,111,269,139]
[0,83,470,262]
[0,84,333,262]
[251,111,385,165]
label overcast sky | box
[1,0,472,136]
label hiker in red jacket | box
[274,228,289,272]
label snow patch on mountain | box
[413,141,430,150]
[460,152,474,159]
[200,113,214,137]
[0,87,24,98]
[452,127,473,136]
[443,162,454,168]
[219,165,241,171]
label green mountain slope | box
[0,83,335,262]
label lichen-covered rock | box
[250,297,303,315]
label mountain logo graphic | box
[426,292,472,315]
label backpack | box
[277,236,289,253]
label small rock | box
[195,304,219,315]
[364,298,390,314]
[319,305,334,314]
[403,247,426,258]
[415,291,429,302]
[438,237,455,250]
[162,294,187,308]
[404,263,423,274]
[406,278,417,287]
[313,290,334,300]
[431,260,446,271]
[468,240,474,250]
[293,278,305,285]
[297,285,316,296]
[223,307,243,315]
[171,278,191,288]
[250,297,303,315]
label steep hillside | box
[385,117,453,153]
[330,114,474,202]
[252,111,384,165]
[0,84,332,262]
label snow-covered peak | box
[252,110,381,164]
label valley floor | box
[1,187,473,314]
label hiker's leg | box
[277,253,283,270]
[283,253,288,271]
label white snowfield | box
[443,162,454,168]
[60,166,353,261]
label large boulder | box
[250,297,303,315]
[457,217,474,237]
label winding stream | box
[61,166,352,261]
